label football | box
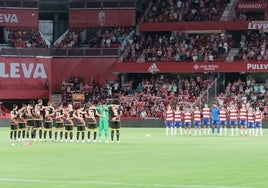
[145,133,150,139]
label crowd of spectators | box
[236,13,265,21]
[6,27,133,49]
[234,31,268,62]
[61,75,92,104]
[61,75,121,105]
[88,27,133,48]
[118,75,211,118]
[215,77,268,116]
[61,74,212,119]
[122,30,233,62]
[61,74,268,119]
[144,0,229,22]
[8,30,48,48]
[53,30,81,48]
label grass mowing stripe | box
[0,178,252,188]
[0,127,267,188]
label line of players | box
[10,99,123,143]
[164,103,263,137]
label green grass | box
[0,127,268,188]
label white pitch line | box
[0,178,252,188]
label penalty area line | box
[0,178,252,188]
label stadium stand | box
[215,77,267,111]
[121,30,233,62]
[61,74,212,118]
[7,30,48,48]
[88,26,134,48]
[144,0,229,22]
[53,30,81,48]
[233,30,268,62]
[0,0,268,122]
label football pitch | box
[0,127,268,188]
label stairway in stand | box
[225,48,239,62]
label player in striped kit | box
[247,107,255,136]
[228,104,239,136]
[10,104,19,141]
[17,104,27,141]
[54,103,65,142]
[202,104,211,136]
[75,108,86,143]
[254,106,263,137]
[64,104,75,142]
[193,106,201,136]
[164,105,174,135]
[26,101,35,140]
[173,105,182,136]
[109,100,123,143]
[43,102,54,142]
[219,106,228,136]
[33,99,44,141]
[239,103,247,136]
[86,104,99,142]
[183,107,192,136]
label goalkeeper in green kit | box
[96,100,110,143]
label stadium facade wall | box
[0,57,117,99]
[115,62,268,73]
[0,8,38,29]
[51,57,117,92]
[69,9,136,27]
[139,20,268,31]
[0,56,267,99]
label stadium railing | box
[69,0,135,9]
[0,48,120,57]
[193,74,224,109]
[0,103,10,118]
[0,0,38,8]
